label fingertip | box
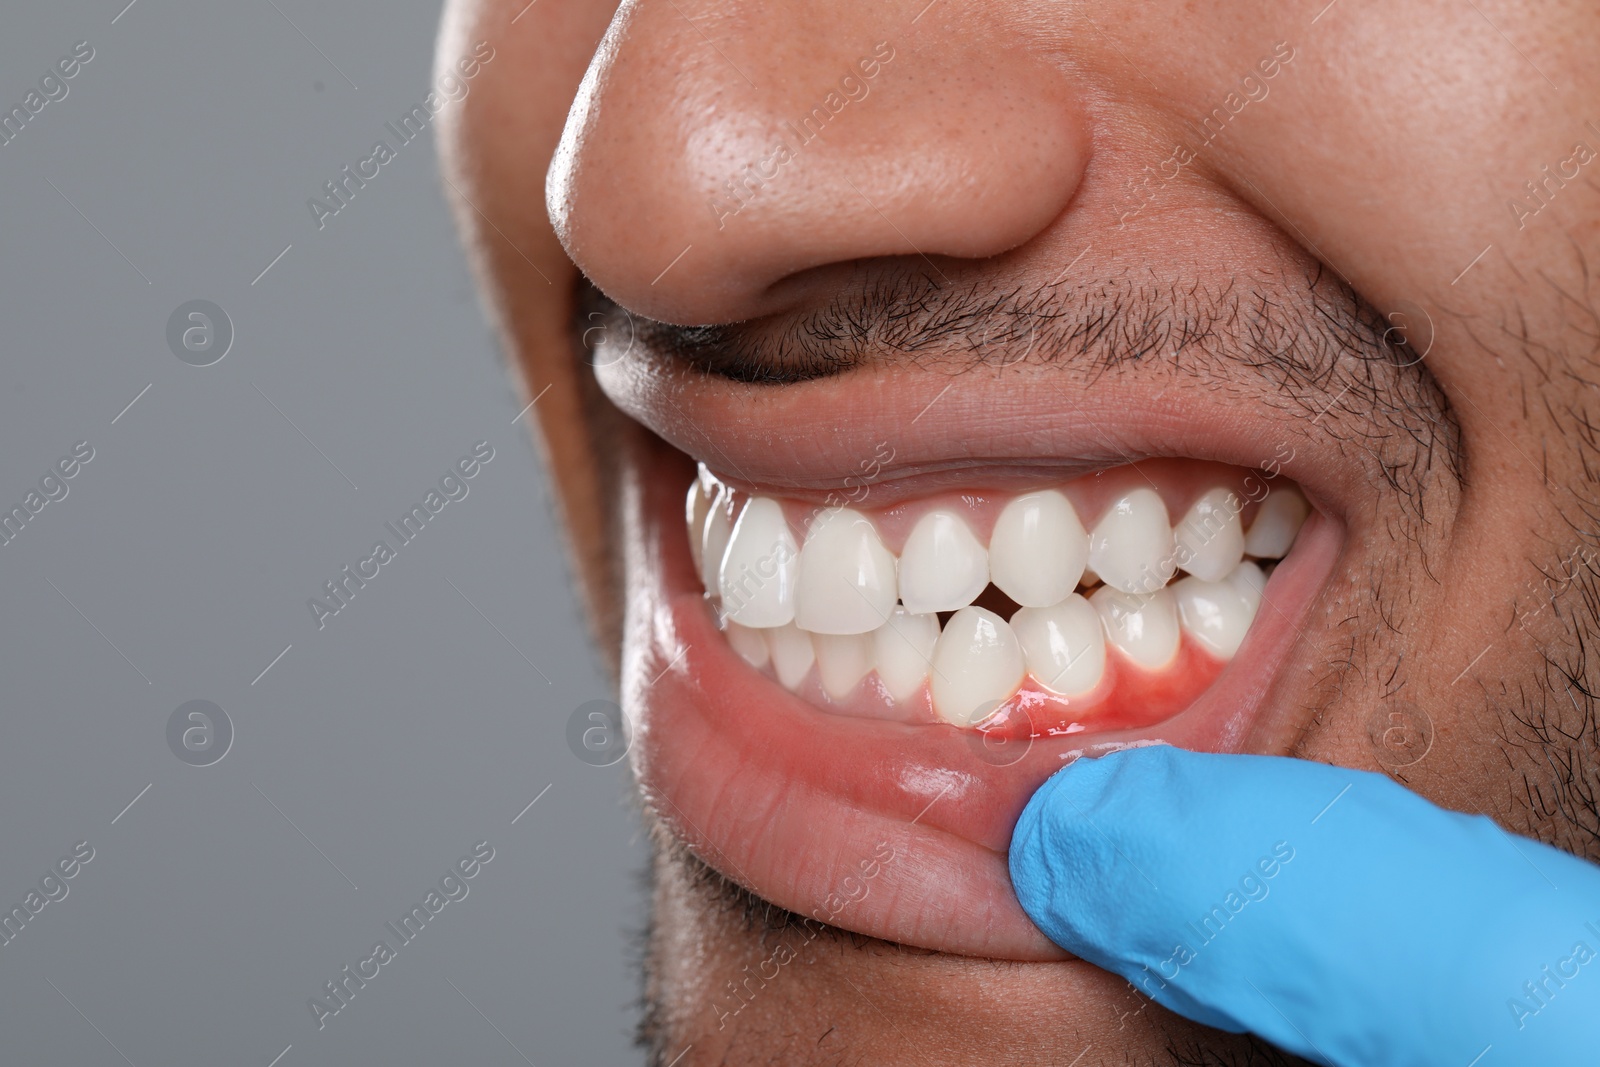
[1023,743,1180,822]
[1008,744,1176,953]
[1006,801,1076,954]
[1006,762,1079,949]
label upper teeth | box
[700,482,736,593]
[899,509,990,615]
[688,468,1311,727]
[1175,487,1247,582]
[792,507,898,634]
[989,490,1088,607]
[1087,486,1177,595]
[1241,486,1310,559]
[718,496,799,628]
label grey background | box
[0,2,645,1064]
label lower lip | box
[624,445,1342,959]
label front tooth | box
[686,479,711,577]
[1229,560,1267,614]
[929,606,1025,727]
[765,623,815,691]
[898,509,989,615]
[1091,585,1180,671]
[725,622,771,669]
[873,607,939,703]
[1173,576,1257,659]
[989,491,1089,608]
[700,485,736,592]
[1087,488,1175,595]
[794,508,898,635]
[1012,594,1106,696]
[1174,488,1245,582]
[814,632,875,700]
[1243,485,1310,558]
[717,497,799,627]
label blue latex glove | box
[1009,745,1600,1066]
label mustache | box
[579,261,1461,481]
[586,262,1423,374]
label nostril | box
[546,0,1094,326]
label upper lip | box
[604,281,1359,958]
[597,298,1364,515]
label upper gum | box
[705,458,1280,553]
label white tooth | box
[989,491,1089,608]
[1173,575,1257,659]
[1175,488,1245,582]
[700,485,735,592]
[686,479,711,578]
[1087,488,1175,595]
[929,606,1025,727]
[898,509,989,615]
[814,632,875,700]
[725,622,771,669]
[794,508,898,635]
[1243,485,1310,559]
[1228,560,1267,614]
[872,607,939,703]
[1012,595,1106,697]
[1091,585,1180,671]
[765,623,815,691]
[717,497,799,627]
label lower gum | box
[979,640,1225,738]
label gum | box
[976,639,1225,740]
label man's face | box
[437,0,1600,1061]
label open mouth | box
[586,216,1371,964]
[622,391,1342,959]
[690,460,1311,737]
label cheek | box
[436,0,626,633]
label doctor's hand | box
[1008,745,1600,1067]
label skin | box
[435,0,1600,1062]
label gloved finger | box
[1008,745,1600,1067]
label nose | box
[547,0,1092,324]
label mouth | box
[620,378,1343,960]
[594,239,1385,961]
[690,460,1312,735]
